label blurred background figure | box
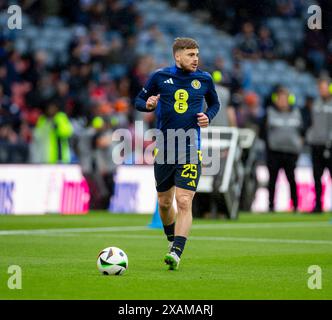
[0,82,29,163]
[304,29,327,76]
[236,91,264,134]
[75,114,118,210]
[210,70,235,127]
[257,26,275,60]
[234,22,259,60]
[262,87,304,212]
[300,95,315,135]
[31,98,73,164]
[306,77,332,213]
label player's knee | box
[176,195,192,212]
[158,197,173,212]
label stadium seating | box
[1,0,321,119]
[0,0,319,111]
[135,0,318,104]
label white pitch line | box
[0,221,330,236]
[191,221,331,230]
[0,226,148,236]
[91,234,332,245]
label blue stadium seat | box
[14,38,28,54]
[44,16,64,28]
[21,25,39,41]
[288,19,303,31]
[251,71,265,85]
[278,41,295,56]
[254,83,272,98]
[31,38,50,51]
[267,18,284,31]
[274,29,292,42]
[265,71,281,85]
[256,60,270,73]
[51,40,68,53]
[0,12,7,27]
[41,27,60,40]
[108,64,128,79]
[271,60,288,73]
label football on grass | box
[97,247,128,275]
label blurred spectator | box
[15,54,39,88]
[75,116,117,209]
[33,50,49,75]
[230,60,251,93]
[257,26,275,59]
[0,121,29,163]
[31,99,73,164]
[106,0,138,38]
[300,95,315,135]
[262,87,303,212]
[129,55,156,103]
[304,29,327,76]
[306,77,332,213]
[209,70,236,127]
[234,22,259,60]
[237,91,264,134]
[229,87,244,111]
[138,23,168,49]
[0,62,11,97]
[0,81,29,163]
[227,59,253,120]
[212,56,232,88]
[0,84,15,125]
[276,0,298,18]
[328,39,332,75]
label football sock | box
[163,222,175,242]
[172,236,187,258]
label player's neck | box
[174,63,192,74]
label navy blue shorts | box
[154,162,202,192]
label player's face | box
[175,48,199,72]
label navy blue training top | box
[135,65,220,162]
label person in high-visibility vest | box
[32,99,73,164]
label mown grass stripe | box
[0,221,330,236]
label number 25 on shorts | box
[181,164,197,179]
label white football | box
[97,247,128,275]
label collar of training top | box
[171,64,197,76]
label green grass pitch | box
[0,211,331,300]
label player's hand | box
[146,94,160,110]
[197,113,209,128]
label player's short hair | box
[172,37,199,55]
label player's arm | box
[201,75,221,124]
[134,72,160,112]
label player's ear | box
[174,50,181,62]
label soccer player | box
[135,38,220,270]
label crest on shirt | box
[191,79,201,89]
